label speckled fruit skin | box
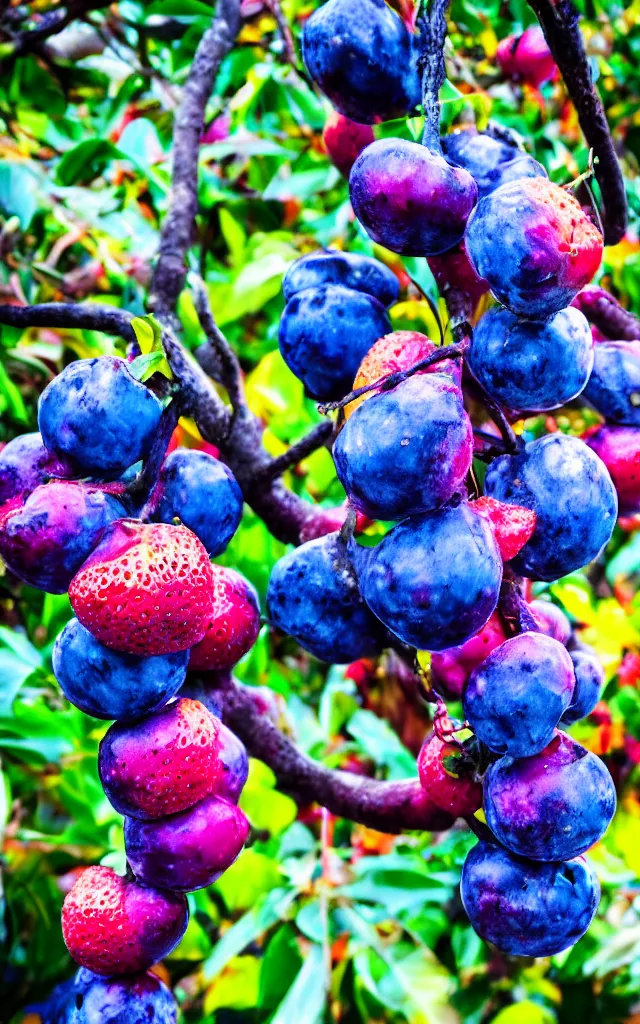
[442,129,547,198]
[301,0,420,124]
[61,865,188,976]
[124,794,249,892]
[461,841,599,957]
[267,533,383,663]
[464,633,575,757]
[53,618,188,721]
[470,496,537,562]
[484,731,617,861]
[583,340,640,426]
[585,425,640,515]
[0,431,74,505]
[323,113,375,177]
[561,650,605,726]
[468,305,593,413]
[430,612,507,698]
[0,482,126,593]
[350,138,478,256]
[358,503,503,651]
[417,733,482,816]
[282,250,399,307]
[48,967,177,1024]
[69,520,214,655]
[189,565,260,671]
[99,698,222,820]
[347,330,437,417]
[38,356,163,477]
[497,25,557,87]
[484,433,617,581]
[279,284,392,401]
[465,178,603,318]
[333,373,473,520]
[155,449,243,557]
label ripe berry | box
[497,25,557,88]
[442,128,547,198]
[68,520,214,655]
[585,425,640,516]
[188,565,259,671]
[61,865,188,976]
[0,431,74,505]
[282,250,399,308]
[583,340,640,426]
[427,243,488,309]
[529,599,572,645]
[216,720,249,802]
[49,967,177,1024]
[470,496,537,562]
[561,650,605,726]
[430,612,507,698]
[323,113,375,177]
[347,330,437,417]
[417,733,482,817]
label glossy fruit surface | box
[497,25,557,87]
[347,330,437,417]
[215,720,249,802]
[430,612,507,698]
[0,431,74,505]
[156,448,243,556]
[585,425,640,515]
[47,967,177,1024]
[417,733,482,816]
[188,565,260,671]
[323,113,375,176]
[282,249,399,307]
[561,650,605,725]
[583,340,640,426]
[529,599,572,645]
[470,496,537,561]
[442,128,547,198]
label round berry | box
[417,733,482,817]
[189,565,260,671]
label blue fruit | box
[283,250,399,307]
[266,532,384,663]
[279,283,391,400]
[53,618,188,720]
[302,0,420,124]
[39,356,163,477]
[561,649,605,726]
[484,433,617,581]
[484,731,616,861]
[463,632,575,757]
[46,966,177,1024]
[333,372,473,520]
[461,841,600,957]
[358,503,502,651]
[155,449,243,556]
[0,432,74,505]
[467,305,593,413]
[442,129,547,198]
[583,341,640,426]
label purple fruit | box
[583,340,640,426]
[47,967,177,1024]
[529,599,572,645]
[0,432,74,505]
[282,250,399,307]
[217,720,249,802]
[442,128,547,198]
[561,649,605,726]
[155,448,243,557]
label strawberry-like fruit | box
[472,495,537,562]
[347,330,438,417]
[69,520,214,655]
[417,732,482,817]
[322,112,374,177]
[61,865,188,976]
[189,565,260,671]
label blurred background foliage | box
[1,1,640,1022]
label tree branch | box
[573,286,640,341]
[0,0,111,57]
[258,422,335,484]
[192,275,246,413]
[416,0,450,153]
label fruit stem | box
[416,0,451,154]
[498,569,541,636]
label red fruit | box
[427,243,489,309]
[323,112,375,177]
[347,330,438,417]
[585,425,640,516]
[417,733,482,817]
[471,496,537,561]
[497,26,557,87]
[189,565,260,671]
[431,612,507,698]
[61,865,188,976]
[69,520,214,655]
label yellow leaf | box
[203,955,261,1015]
[130,316,156,354]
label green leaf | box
[346,709,417,780]
[129,316,173,379]
[239,758,297,835]
[0,162,39,229]
[269,944,326,1024]
[491,1003,556,1024]
[55,139,122,186]
[202,886,299,983]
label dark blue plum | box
[39,356,163,477]
[463,632,575,757]
[461,841,600,957]
[484,731,616,861]
[278,283,391,400]
[583,341,640,426]
[301,0,420,124]
[0,482,126,593]
[0,431,74,505]
[350,139,478,257]
[442,129,547,198]
[484,433,617,582]
[155,448,243,556]
[267,533,384,663]
[358,503,502,651]
[283,250,399,307]
[468,305,593,413]
[333,372,473,520]
[561,649,605,726]
[45,967,177,1024]
[53,618,188,720]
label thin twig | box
[192,275,246,412]
[259,421,334,484]
[573,286,640,341]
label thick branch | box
[416,0,450,153]
[573,286,640,341]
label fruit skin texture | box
[529,599,572,645]
[463,632,575,757]
[278,283,391,401]
[358,503,503,651]
[99,698,222,820]
[465,178,603,318]
[461,841,599,958]
[583,340,640,426]
[585,425,640,515]
[69,520,214,655]
[216,720,249,802]
[61,865,188,976]
[0,482,126,593]
[350,138,478,256]
[468,305,593,413]
[267,533,383,663]
[53,618,188,721]
[282,249,399,307]
[427,243,488,310]
[47,967,177,1024]
[0,431,74,505]
[124,794,249,892]
[484,433,617,582]
[561,650,605,726]
[484,731,617,861]
[301,0,420,124]
[417,733,482,816]
[442,129,547,199]
[155,448,243,556]
[188,565,260,671]
[497,25,557,87]
[38,356,163,477]
[431,612,507,698]
[322,113,375,177]
[470,496,537,562]
[348,330,436,417]
[333,373,473,520]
